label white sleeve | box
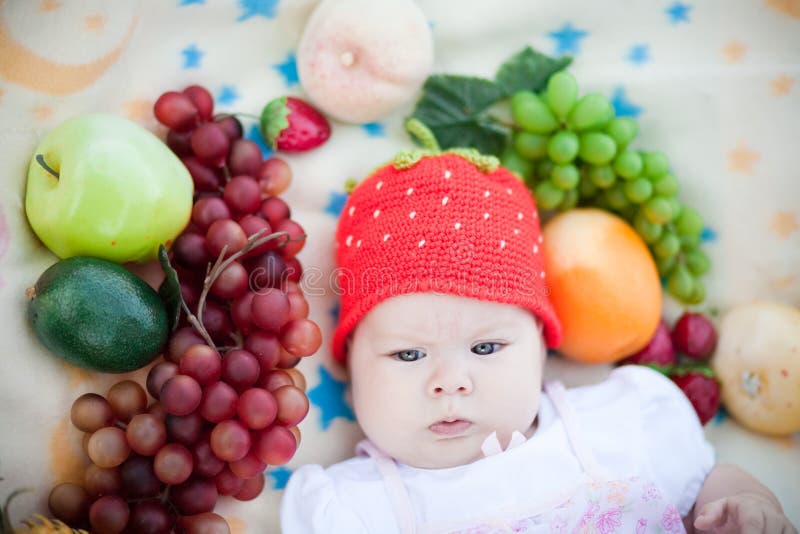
[615,365,715,517]
[280,464,370,534]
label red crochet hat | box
[331,153,562,364]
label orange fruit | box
[542,208,661,364]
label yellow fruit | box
[1,483,87,534]
[14,516,87,533]
[711,301,800,436]
[542,208,661,363]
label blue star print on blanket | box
[627,44,650,66]
[610,87,643,118]
[361,122,386,137]
[548,23,588,55]
[216,85,239,106]
[246,124,272,158]
[268,466,293,490]
[666,2,692,24]
[181,44,203,69]
[273,52,299,87]
[307,365,356,430]
[324,191,348,218]
[237,0,279,21]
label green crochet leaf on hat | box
[345,119,501,195]
[343,178,359,195]
[447,148,499,173]
[392,149,428,170]
[392,119,499,172]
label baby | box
[281,153,795,533]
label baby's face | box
[348,293,545,469]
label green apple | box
[25,113,193,263]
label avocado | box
[27,256,169,373]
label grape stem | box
[159,485,171,506]
[159,485,183,528]
[225,332,244,351]
[184,228,291,351]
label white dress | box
[281,365,715,533]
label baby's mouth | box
[428,419,473,436]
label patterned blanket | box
[0,0,797,531]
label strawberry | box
[671,312,718,361]
[670,368,720,425]
[620,320,676,367]
[260,96,331,152]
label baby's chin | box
[393,435,486,470]
[387,421,538,469]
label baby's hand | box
[693,492,798,534]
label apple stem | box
[35,154,59,179]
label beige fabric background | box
[0,0,797,531]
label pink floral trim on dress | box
[447,476,686,534]
[641,483,661,502]
[661,504,684,533]
[595,507,622,533]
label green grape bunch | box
[501,70,710,305]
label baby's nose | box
[427,361,473,396]
[431,383,471,395]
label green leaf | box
[495,46,572,96]
[157,244,185,332]
[260,96,290,149]
[410,74,509,156]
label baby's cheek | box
[351,368,416,428]
[497,361,543,394]
[486,371,541,424]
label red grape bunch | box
[46,85,323,534]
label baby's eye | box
[471,342,503,355]
[393,349,426,362]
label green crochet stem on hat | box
[446,147,500,174]
[395,118,500,173]
[404,117,441,152]
[343,119,501,195]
